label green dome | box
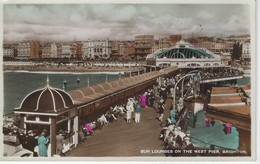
[150,40,216,59]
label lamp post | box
[173,73,194,110]
[77,77,80,86]
[63,79,67,90]
[181,70,201,99]
[173,71,201,110]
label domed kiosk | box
[14,77,79,157]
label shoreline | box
[3,65,141,74]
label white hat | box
[183,136,190,141]
[27,130,33,134]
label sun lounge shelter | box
[14,78,79,156]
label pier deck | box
[66,99,172,157]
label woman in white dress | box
[126,98,134,123]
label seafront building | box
[70,43,77,58]
[57,43,63,58]
[50,42,58,58]
[241,39,251,65]
[3,43,16,59]
[169,35,182,45]
[134,35,154,58]
[111,41,131,59]
[191,41,234,54]
[82,39,112,59]
[41,43,52,59]
[3,48,15,58]
[126,41,136,58]
[152,36,175,53]
[61,44,72,58]
[41,42,58,59]
[16,41,40,60]
[158,37,172,50]
[75,42,83,60]
[117,42,129,59]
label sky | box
[3,4,251,42]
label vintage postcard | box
[0,0,256,162]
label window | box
[39,115,49,122]
[57,112,69,122]
[26,115,36,121]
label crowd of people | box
[155,74,197,156]
[3,126,66,157]
[76,72,199,156]
[201,68,243,80]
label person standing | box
[150,92,155,109]
[56,130,65,156]
[134,102,142,123]
[126,98,134,123]
[139,93,147,108]
[18,128,27,148]
[205,118,210,127]
[158,99,165,122]
[24,130,37,155]
[38,130,49,157]
[169,108,176,124]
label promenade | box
[66,99,172,157]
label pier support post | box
[74,116,79,146]
[19,114,25,129]
[192,113,197,128]
[50,117,57,157]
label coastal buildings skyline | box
[3,34,251,61]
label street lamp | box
[173,71,201,111]
[181,70,201,99]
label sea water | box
[3,71,122,115]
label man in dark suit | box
[24,130,37,156]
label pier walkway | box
[66,99,172,157]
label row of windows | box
[94,48,103,53]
